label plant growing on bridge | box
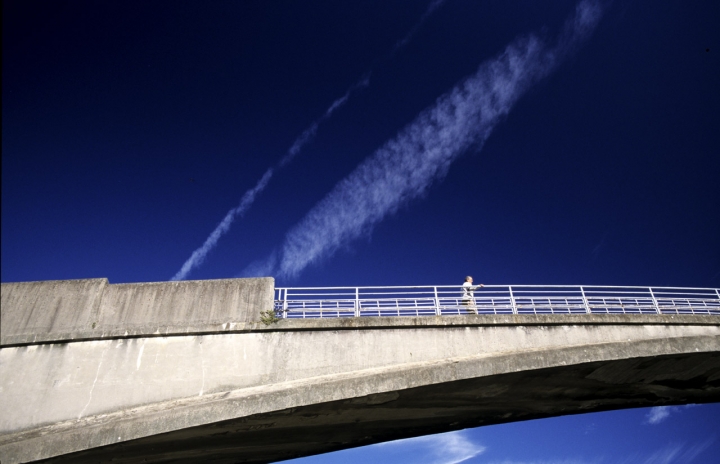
[260,309,281,325]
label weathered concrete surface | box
[1,313,718,463]
[0,279,109,345]
[1,278,275,345]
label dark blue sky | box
[3,0,718,288]
[2,1,719,462]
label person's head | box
[465,276,473,282]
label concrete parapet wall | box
[0,279,109,344]
[0,277,274,345]
[96,278,273,330]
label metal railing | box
[274,285,720,319]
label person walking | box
[462,276,484,314]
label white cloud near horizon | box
[646,406,678,425]
[252,0,604,280]
[645,404,699,425]
[378,430,486,464]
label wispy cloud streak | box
[378,430,486,464]
[280,73,371,167]
[646,406,678,425]
[171,74,365,281]
[282,0,447,168]
[264,0,603,279]
[645,404,700,425]
[639,439,715,464]
[172,2,443,281]
[485,460,598,464]
[393,0,448,53]
[172,168,273,281]
[172,73,366,281]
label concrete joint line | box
[2,314,718,348]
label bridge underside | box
[38,351,720,464]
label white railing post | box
[282,288,288,318]
[648,287,660,314]
[355,287,360,317]
[580,286,591,314]
[509,286,518,315]
[434,286,441,316]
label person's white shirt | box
[462,277,483,300]
[462,281,475,300]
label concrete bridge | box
[1,278,719,463]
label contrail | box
[392,0,447,54]
[172,76,368,281]
[281,0,444,169]
[171,169,273,281]
[280,73,371,167]
[279,0,447,169]
[171,75,368,281]
[277,0,449,167]
[171,1,447,281]
[247,0,603,280]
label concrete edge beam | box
[2,313,718,347]
[1,334,717,463]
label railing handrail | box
[273,285,719,319]
[276,284,719,291]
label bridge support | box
[1,279,718,463]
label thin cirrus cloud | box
[485,461,598,464]
[250,0,604,280]
[170,73,369,282]
[645,406,678,425]
[392,0,447,53]
[171,168,273,281]
[171,0,448,281]
[645,404,699,425]
[170,76,366,282]
[279,73,371,168]
[376,430,486,464]
[636,439,715,464]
